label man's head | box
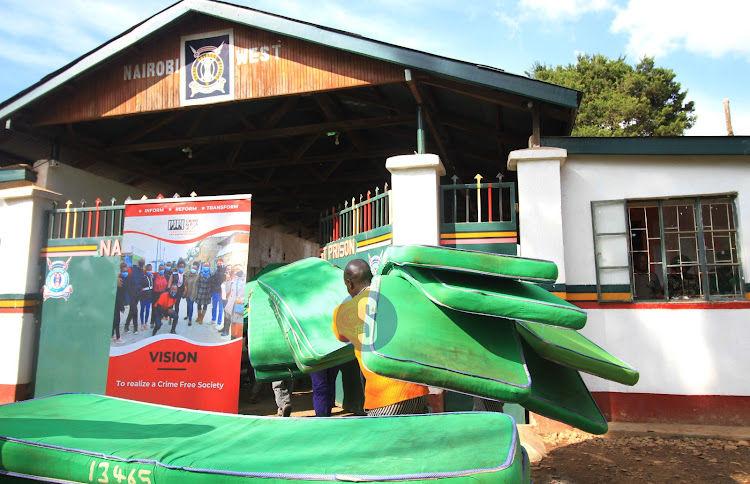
[343,259,372,297]
[137,259,145,268]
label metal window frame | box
[620,195,744,303]
[591,199,633,303]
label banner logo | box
[42,257,73,301]
[180,29,234,106]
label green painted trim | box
[0,293,41,301]
[359,225,393,240]
[0,166,36,184]
[441,222,517,233]
[45,236,121,248]
[564,285,595,293]
[542,136,750,156]
[537,283,567,293]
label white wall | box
[34,160,157,206]
[561,155,749,286]
[247,226,319,278]
[559,154,750,397]
[580,309,750,395]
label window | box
[592,196,744,302]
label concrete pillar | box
[385,153,446,408]
[507,147,568,286]
[0,167,61,403]
[385,153,445,246]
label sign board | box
[105,195,251,413]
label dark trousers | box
[139,293,151,323]
[125,299,139,330]
[112,306,121,339]
[340,359,365,414]
[152,306,177,335]
[310,365,340,417]
[150,291,163,324]
[172,296,182,329]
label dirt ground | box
[236,381,749,483]
[532,429,750,484]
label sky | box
[1,0,748,136]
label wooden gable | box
[32,13,404,126]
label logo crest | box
[42,257,73,301]
[188,42,226,97]
[180,30,234,106]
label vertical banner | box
[106,195,251,413]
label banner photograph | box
[106,195,251,413]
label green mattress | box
[0,393,529,483]
[521,341,608,435]
[361,275,532,403]
[378,245,558,283]
[244,263,288,321]
[254,367,306,383]
[247,280,300,374]
[516,321,640,386]
[258,258,354,373]
[391,265,587,329]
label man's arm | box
[332,305,348,343]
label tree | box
[530,54,696,137]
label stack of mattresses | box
[247,279,305,382]
[361,245,639,435]
[256,258,354,373]
[0,393,530,483]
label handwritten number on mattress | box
[88,460,152,484]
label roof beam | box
[313,93,370,152]
[417,75,572,122]
[405,78,454,173]
[117,112,183,145]
[182,147,402,173]
[111,114,413,153]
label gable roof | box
[0,0,580,120]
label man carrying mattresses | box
[332,259,429,416]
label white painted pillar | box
[385,154,445,246]
[507,147,568,285]
[0,177,61,403]
[385,153,446,409]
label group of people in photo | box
[112,257,246,343]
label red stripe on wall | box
[0,307,36,314]
[0,383,30,404]
[439,238,517,245]
[593,392,750,426]
[575,301,750,310]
